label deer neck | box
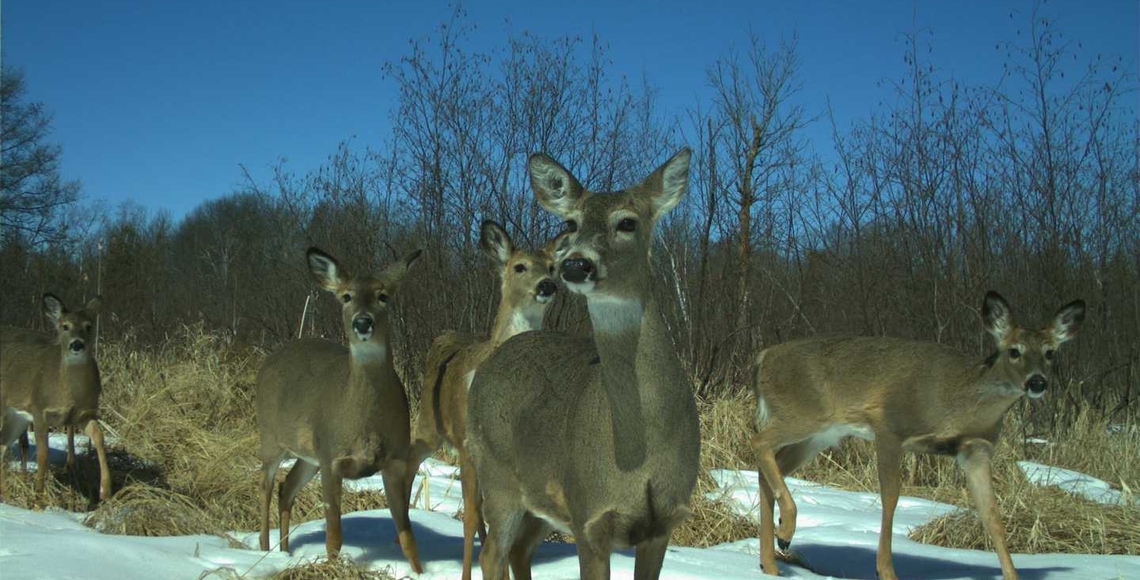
[954,356,1024,429]
[57,351,101,411]
[489,300,543,347]
[587,292,678,472]
[347,334,395,396]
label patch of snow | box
[3,455,1139,579]
[1018,460,1137,506]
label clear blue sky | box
[4,0,1136,220]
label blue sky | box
[4,0,1136,220]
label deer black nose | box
[352,317,374,335]
[537,279,557,297]
[1026,374,1047,395]
[561,257,595,284]
[69,340,85,353]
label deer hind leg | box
[757,470,780,575]
[257,459,281,551]
[85,420,111,501]
[405,413,441,508]
[381,460,424,574]
[751,432,800,554]
[874,434,903,580]
[633,534,670,580]
[508,512,553,580]
[574,529,613,580]
[19,430,30,472]
[754,439,821,575]
[459,450,481,580]
[479,493,527,580]
[958,440,1019,580]
[278,460,318,552]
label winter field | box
[2,432,1137,580]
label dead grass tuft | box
[671,478,759,548]
[269,558,396,580]
[85,482,224,536]
[911,482,1140,555]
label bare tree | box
[0,67,81,246]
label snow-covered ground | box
[2,437,1138,579]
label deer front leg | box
[381,460,424,574]
[320,460,344,559]
[33,416,49,497]
[874,435,903,580]
[958,440,1019,580]
[85,420,111,501]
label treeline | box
[2,9,1136,431]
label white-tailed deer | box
[751,292,1085,580]
[407,219,558,580]
[1,294,112,502]
[256,247,424,573]
[466,150,701,580]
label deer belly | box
[810,423,874,450]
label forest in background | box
[2,6,1136,438]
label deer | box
[406,219,559,580]
[465,149,701,580]
[1,294,112,502]
[750,291,1085,580]
[255,247,424,573]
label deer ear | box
[306,248,344,292]
[383,248,423,288]
[528,153,583,219]
[1051,299,1085,343]
[42,294,65,322]
[480,220,514,266]
[982,291,1013,343]
[543,230,572,262]
[638,148,691,219]
[85,296,103,314]
[402,248,423,270]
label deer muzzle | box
[536,278,557,302]
[561,257,595,284]
[1025,374,1047,398]
[352,316,374,339]
[68,339,85,353]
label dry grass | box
[4,325,1136,560]
[269,558,396,580]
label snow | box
[1018,460,1137,506]
[3,450,1139,579]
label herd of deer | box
[0,149,1085,580]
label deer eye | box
[1045,349,1054,361]
[62,323,72,331]
[514,264,527,273]
[617,218,637,233]
[563,220,578,233]
[378,292,389,304]
[1008,348,1021,360]
[341,293,352,304]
